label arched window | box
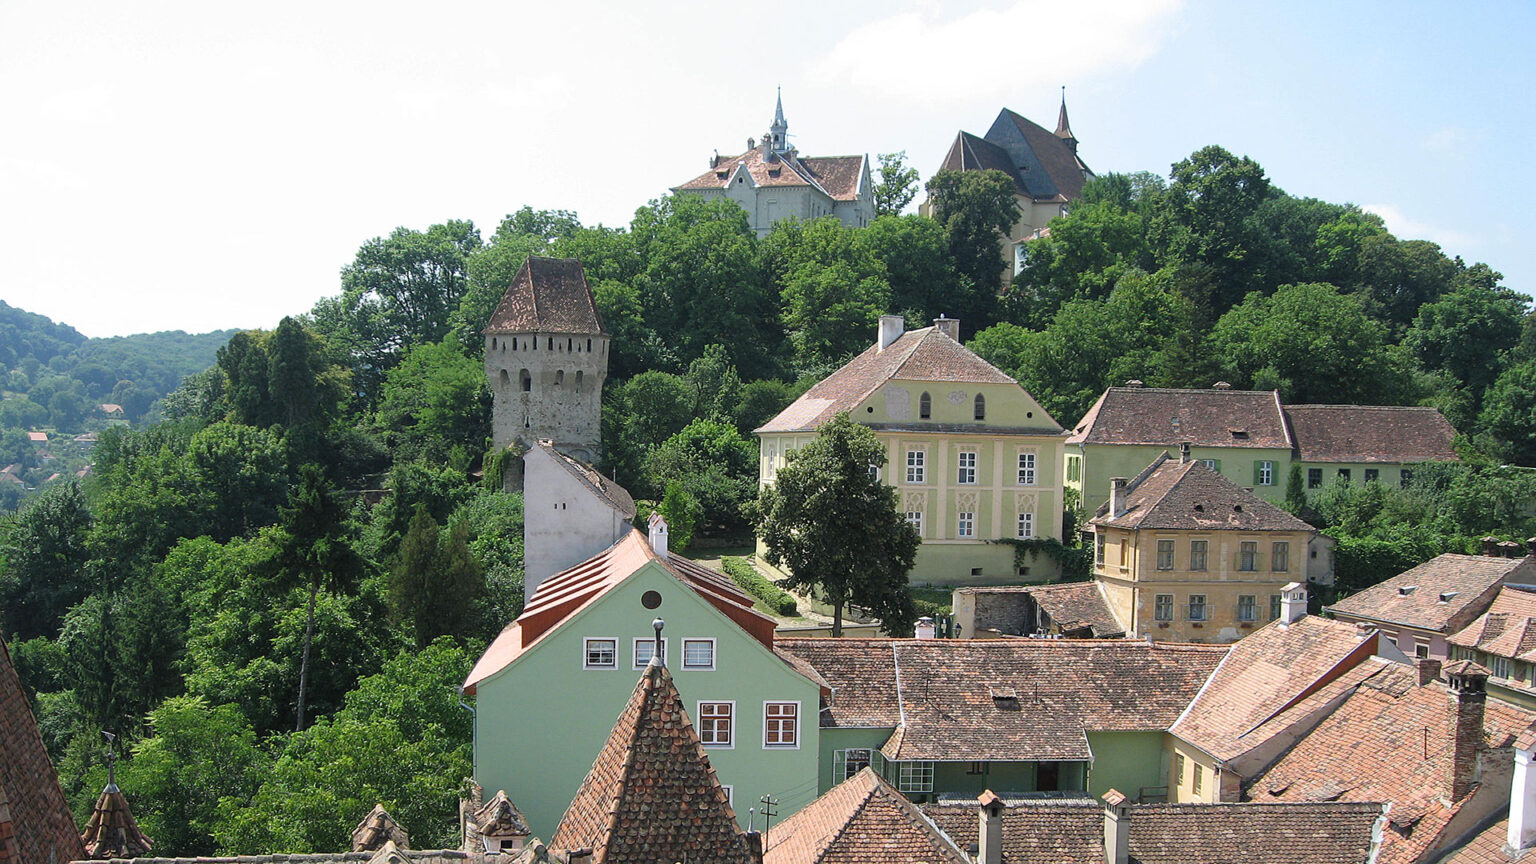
[974,394,986,421]
[575,370,584,394]
[555,370,565,388]
[587,338,593,352]
[520,369,532,392]
[491,337,498,351]
[499,369,510,388]
[919,392,932,419]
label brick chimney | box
[878,314,905,352]
[1510,732,1536,852]
[933,316,960,340]
[1484,536,1501,557]
[1502,540,1524,558]
[1109,478,1128,518]
[1417,658,1442,686]
[1102,789,1130,864]
[744,830,764,864]
[1527,537,1536,557]
[1444,661,1489,803]
[977,790,1004,864]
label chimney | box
[1280,581,1307,626]
[747,137,755,150]
[1483,536,1501,557]
[1502,540,1523,559]
[1179,442,1191,464]
[744,831,764,864]
[1124,379,1144,388]
[648,512,669,560]
[878,314,905,351]
[977,790,1004,864]
[1101,789,1130,864]
[1444,662,1489,803]
[1211,381,1232,391]
[1510,735,1536,852]
[915,617,936,640]
[1527,537,1536,557]
[1417,657,1442,686]
[1109,478,1128,518]
[933,316,960,340]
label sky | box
[2,0,1531,339]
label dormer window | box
[1439,591,1459,603]
[1229,428,1249,439]
[1399,585,1418,596]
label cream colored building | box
[1089,452,1316,643]
[757,315,1066,585]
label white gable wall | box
[523,445,634,601]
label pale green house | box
[464,525,824,836]
[757,316,1067,585]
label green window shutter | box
[1213,459,1222,473]
[1253,462,1262,485]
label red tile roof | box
[79,784,153,859]
[777,639,1225,761]
[1449,587,1536,666]
[549,662,756,864]
[921,798,1385,864]
[1068,387,1291,449]
[763,769,968,864]
[0,632,83,864]
[1327,554,1535,635]
[675,149,867,202]
[1089,455,1313,533]
[463,531,778,694]
[757,327,1058,434]
[483,257,605,336]
[1438,817,1536,863]
[1246,660,1536,864]
[1284,404,1459,464]
[1169,616,1379,763]
[1003,582,1124,638]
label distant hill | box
[0,300,236,507]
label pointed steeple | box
[768,87,789,153]
[1055,85,1077,152]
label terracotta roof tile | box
[1439,817,1536,863]
[763,769,968,864]
[484,257,605,336]
[922,798,1384,864]
[1169,616,1378,763]
[675,149,867,202]
[1326,554,1536,634]
[1246,661,1536,864]
[351,805,408,852]
[549,663,755,864]
[1067,388,1290,449]
[1285,404,1459,464]
[83,851,473,864]
[1449,588,1536,662]
[79,783,153,859]
[1090,455,1313,533]
[0,632,84,864]
[777,639,1224,761]
[757,328,1059,434]
[956,584,1123,638]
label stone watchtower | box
[483,257,608,487]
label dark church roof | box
[936,107,1091,203]
[1,631,85,864]
[484,257,605,336]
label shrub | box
[721,557,798,616]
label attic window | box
[989,686,1018,701]
[1229,428,1249,439]
[1234,504,1243,512]
[1193,504,1204,512]
[1439,591,1459,603]
[1398,585,1418,596]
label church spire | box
[1055,85,1078,153]
[768,87,788,153]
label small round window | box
[642,590,662,609]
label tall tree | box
[754,413,919,636]
[872,151,920,217]
[0,481,93,639]
[923,169,1018,335]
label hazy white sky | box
[2,0,1530,338]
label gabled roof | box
[757,327,1059,434]
[1326,554,1535,634]
[531,442,635,518]
[462,531,778,694]
[0,631,83,864]
[1246,660,1536,864]
[675,148,867,202]
[548,662,755,864]
[937,132,1027,195]
[1284,404,1458,464]
[484,257,605,336]
[1169,615,1378,763]
[763,768,968,864]
[776,639,1225,761]
[934,108,1091,203]
[1089,455,1313,533]
[921,798,1385,864]
[1068,387,1291,449]
[1448,587,1536,663]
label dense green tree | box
[923,169,1018,334]
[1404,281,1527,402]
[444,490,525,633]
[732,378,798,436]
[1149,145,1273,314]
[0,481,93,639]
[1007,199,1148,327]
[390,507,484,648]
[373,336,491,463]
[872,151,920,217]
[861,214,960,326]
[754,413,919,635]
[657,480,700,551]
[646,419,757,535]
[1479,360,1536,466]
[765,218,891,369]
[591,278,670,380]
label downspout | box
[458,685,477,776]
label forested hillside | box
[4,145,1536,855]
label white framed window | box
[720,785,733,807]
[898,761,935,793]
[584,638,617,669]
[1017,452,1036,486]
[633,637,667,669]
[1238,595,1256,622]
[1256,460,1275,486]
[906,511,923,535]
[1017,512,1034,539]
[1239,542,1258,571]
[957,512,975,538]
[682,638,715,670]
[764,701,799,748]
[868,463,881,483]
[957,451,977,484]
[1155,594,1174,621]
[906,450,926,484]
[698,702,734,747]
[1492,656,1512,679]
[1157,539,1175,570]
[1188,595,1207,621]
[835,748,872,782]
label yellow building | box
[1088,451,1316,643]
[757,315,1066,585]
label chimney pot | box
[744,831,764,864]
[1527,537,1536,557]
[915,617,937,640]
[1102,789,1130,864]
[1483,536,1501,557]
[878,314,905,352]
[1124,379,1144,388]
[1280,581,1307,625]
[1109,478,1128,518]
[1212,381,1232,390]
[933,317,960,340]
[1509,741,1536,852]
[1445,663,1489,803]
[1502,540,1523,559]
[977,791,1003,864]
[1179,442,1191,463]
[648,512,670,560]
